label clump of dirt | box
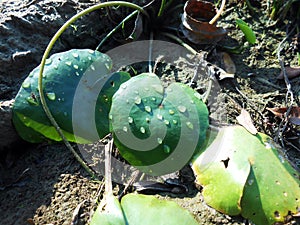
[0,0,299,224]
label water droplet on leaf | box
[178,105,187,113]
[186,121,193,129]
[65,61,72,66]
[73,64,79,70]
[128,117,133,124]
[123,126,128,132]
[169,109,175,115]
[145,106,151,113]
[157,138,163,144]
[22,80,31,88]
[163,145,171,154]
[164,120,170,125]
[134,96,142,105]
[72,52,79,58]
[26,96,38,106]
[140,127,146,133]
[157,114,163,120]
[46,92,56,101]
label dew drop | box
[128,117,133,124]
[283,192,288,197]
[173,120,178,125]
[145,106,151,113]
[190,100,194,104]
[134,96,142,105]
[169,109,175,115]
[22,80,31,88]
[109,114,113,120]
[65,61,72,66]
[73,64,79,70]
[164,120,170,125]
[157,138,163,144]
[72,52,79,58]
[151,97,156,102]
[145,117,150,123]
[46,92,56,101]
[178,105,186,113]
[105,63,111,70]
[54,65,58,70]
[163,145,171,154]
[140,127,146,134]
[121,84,127,89]
[88,56,92,61]
[134,90,139,95]
[75,72,80,76]
[123,126,128,132]
[90,65,95,71]
[186,121,194,129]
[88,50,95,54]
[26,96,38,106]
[248,179,254,185]
[157,114,163,120]
[45,58,52,65]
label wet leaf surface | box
[192,126,300,225]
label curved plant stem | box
[209,0,226,25]
[38,1,148,179]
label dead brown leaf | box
[181,0,227,44]
[220,52,236,74]
[267,106,300,125]
[277,66,300,79]
[236,109,258,135]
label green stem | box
[38,1,148,179]
[96,10,139,51]
[161,32,197,55]
[158,0,166,17]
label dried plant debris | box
[181,0,227,44]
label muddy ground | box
[0,0,299,224]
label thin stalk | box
[38,1,148,179]
[96,10,139,51]
[161,32,197,55]
[209,0,226,25]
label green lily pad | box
[12,49,130,143]
[90,193,199,225]
[192,125,300,225]
[109,73,209,175]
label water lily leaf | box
[192,125,300,225]
[181,0,227,44]
[13,49,130,143]
[110,73,209,175]
[91,193,199,225]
